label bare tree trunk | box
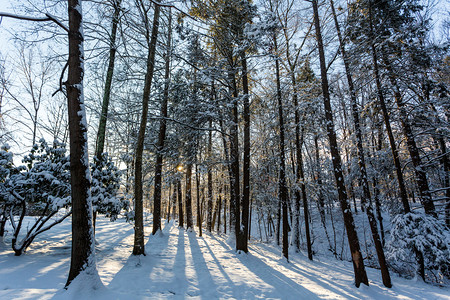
[217,186,222,233]
[229,68,240,245]
[273,34,289,260]
[237,52,250,252]
[95,0,121,159]
[207,120,214,232]
[66,0,98,287]
[152,8,172,235]
[299,131,313,260]
[178,178,183,228]
[185,163,194,230]
[196,163,202,236]
[133,2,161,255]
[311,0,368,287]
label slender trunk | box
[178,178,183,227]
[196,164,202,236]
[66,0,98,286]
[312,0,368,287]
[237,52,250,252]
[95,0,121,159]
[223,185,227,234]
[207,122,214,232]
[229,69,240,245]
[217,187,222,232]
[315,135,326,222]
[133,3,160,255]
[185,163,194,230]
[330,0,391,287]
[152,8,171,235]
[299,131,313,260]
[274,34,289,260]
[372,126,385,245]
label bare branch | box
[0,12,69,33]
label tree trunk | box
[273,34,289,260]
[178,178,183,227]
[299,131,313,260]
[207,120,214,233]
[152,8,171,235]
[229,68,240,245]
[66,0,98,287]
[185,163,194,230]
[237,52,250,252]
[311,0,368,287]
[196,163,202,236]
[133,3,161,255]
[95,0,121,160]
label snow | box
[0,216,448,299]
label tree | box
[329,0,391,287]
[132,0,161,255]
[311,0,369,287]
[65,0,100,287]
[0,0,100,287]
[152,7,172,235]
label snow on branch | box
[0,12,69,33]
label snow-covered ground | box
[0,216,448,299]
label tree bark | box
[178,178,183,227]
[65,0,98,287]
[273,34,289,261]
[95,0,121,160]
[152,8,171,235]
[207,120,214,232]
[185,163,194,230]
[133,3,161,255]
[228,68,240,245]
[236,52,250,252]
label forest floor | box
[0,215,448,299]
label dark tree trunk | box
[228,69,240,245]
[299,132,313,260]
[185,163,194,230]
[207,120,214,233]
[311,0,368,287]
[152,8,171,235]
[330,0,391,287]
[178,179,183,228]
[368,6,410,214]
[95,0,121,160]
[196,164,202,236]
[133,3,161,255]
[217,186,222,233]
[237,52,250,252]
[273,34,289,260]
[66,0,98,287]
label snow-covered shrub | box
[387,212,450,283]
[0,145,21,239]
[91,152,129,221]
[9,139,71,255]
